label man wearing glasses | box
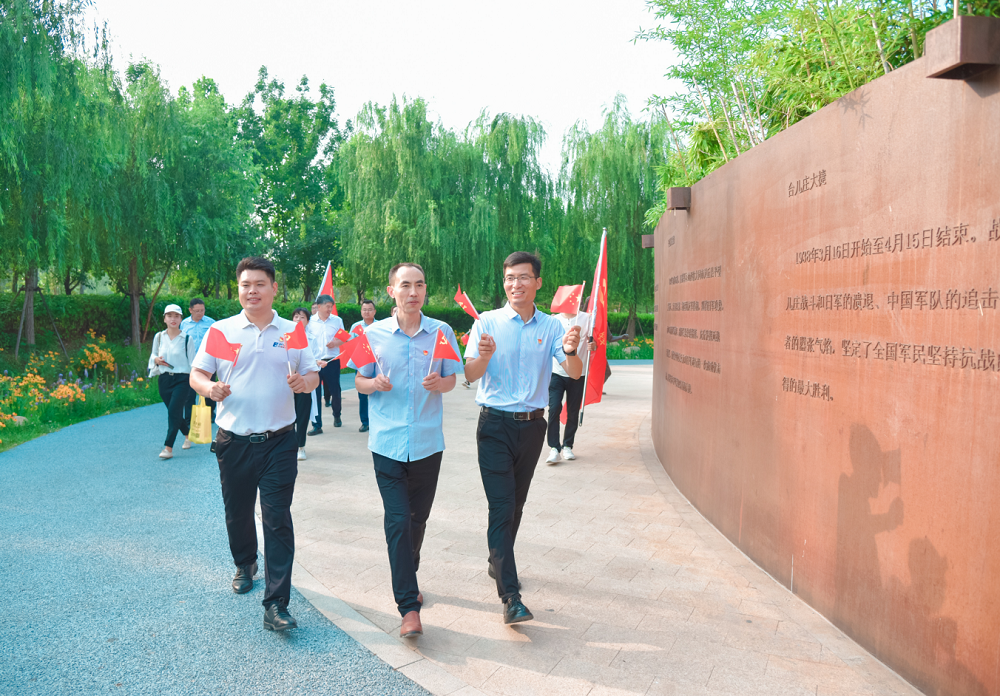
[463,251,582,624]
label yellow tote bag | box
[189,395,213,444]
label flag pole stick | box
[285,348,293,377]
[224,358,237,385]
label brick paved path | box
[291,364,920,696]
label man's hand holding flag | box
[425,329,461,390]
[204,326,242,400]
[280,322,312,391]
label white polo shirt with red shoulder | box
[191,309,319,436]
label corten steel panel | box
[651,49,999,696]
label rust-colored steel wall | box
[651,37,1000,696]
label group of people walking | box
[149,251,591,637]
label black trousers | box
[293,391,312,448]
[314,359,341,425]
[359,392,369,427]
[547,373,585,449]
[476,411,546,602]
[158,372,192,447]
[372,451,442,617]
[215,428,298,608]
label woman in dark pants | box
[148,304,198,460]
[291,308,320,461]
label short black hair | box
[361,299,376,308]
[503,251,540,278]
[189,297,205,308]
[388,262,425,285]
[292,307,310,321]
[316,294,334,306]
[235,256,276,284]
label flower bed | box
[0,331,160,451]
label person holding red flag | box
[190,257,319,633]
[306,294,345,434]
[349,299,378,432]
[463,251,582,625]
[352,262,461,639]
[545,288,594,464]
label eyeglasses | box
[503,274,536,285]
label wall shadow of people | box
[833,424,903,662]
[834,425,988,695]
[887,537,989,696]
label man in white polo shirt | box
[190,257,319,632]
[306,294,345,433]
[463,251,582,624]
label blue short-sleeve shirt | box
[352,313,461,462]
[464,303,568,412]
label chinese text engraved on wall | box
[887,287,997,311]
[669,265,722,285]
[784,336,836,354]
[666,327,721,342]
[667,300,724,312]
[786,293,875,311]
[792,220,997,265]
[841,340,999,370]
[666,372,692,393]
[788,170,827,197]
[782,377,833,401]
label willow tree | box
[0,0,94,348]
[562,95,665,336]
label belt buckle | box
[249,433,268,444]
[514,412,529,421]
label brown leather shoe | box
[399,610,422,638]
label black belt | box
[219,424,294,444]
[481,406,544,421]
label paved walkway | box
[296,364,923,696]
[0,405,428,695]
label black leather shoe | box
[334,417,342,428]
[324,400,330,407]
[263,602,298,631]
[232,562,257,594]
[487,561,521,589]
[503,595,533,624]
[359,424,369,432]
[307,427,323,436]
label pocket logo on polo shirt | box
[273,341,285,348]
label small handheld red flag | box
[351,324,365,335]
[281,322,309,350]
[349,332,378,368]
[316,261,337,316]
[205,326,241,363]
[550,284,584,314]
[334,328,352,342]
[454,284,480,320]
[338,335,358,365]
[433,329,460,361]
[460,333,470,346]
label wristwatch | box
[565,347,577,357]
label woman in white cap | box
[148,303,199,459]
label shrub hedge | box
[0,292,653,349]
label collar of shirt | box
[499,302,539,325]
[358,314,457,462]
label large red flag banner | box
[454,284,480,320]
[315,261,338,315]
[550,284,585,314]
[281,321,309,350]
[581,229,608,423]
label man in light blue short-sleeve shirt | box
[463,251,582,626]
[353,262,461,640]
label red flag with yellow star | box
[550,284,585,314]
[454,285,480,320]
[205,326,241,363]
[348,332,378,368]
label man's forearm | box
[463,356,489,382]
[438,374,458,393]
[301,371,320,392]
[356,374,377,395]
[189,368,214,398]
[563,355,583,380]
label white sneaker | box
[561,447,576,461]
[182,438,192,450]
[158,448,173,460]
[545,447,561,464]
[297,448,307,461]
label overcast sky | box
[85,0,678,175]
